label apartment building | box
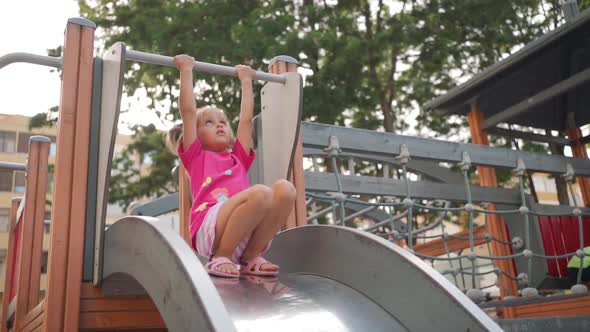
[0,113,137,304]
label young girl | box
[170,54,296,278]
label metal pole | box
[126,49,287,84]
[0,162,26,171]
[0,53,62,70]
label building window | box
[44,211,51,233]
[46,135,57,157]
[50,143,57,157]
[0,208,9,232]
[14,171,26,193]
[0,131,16,153]
[17,133,35,153]
[0,170,12,192]
[41,252,48,274]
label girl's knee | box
[272,180,296,202]
[249,184,273,208]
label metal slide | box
[102,216,502,331]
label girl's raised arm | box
[174,55,198,149]
[235,65,256,152]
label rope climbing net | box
[303,135,590,302]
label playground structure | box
[0,18,503,331]
[0,11,589,332]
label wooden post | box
[43,18,96,332]
[467,103,519,308]
[179,164,192,245]
[0,198,21,332]
[269,59,307,228]
[567,128,590,207]
[14,140,41,330]
[27,138,50,311]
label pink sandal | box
[240,256,279,276]
[206,257,240,278]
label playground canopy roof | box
[423,8,590,132]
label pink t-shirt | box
[178,138,256,249]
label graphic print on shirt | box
[201,176,212,188]
[224,169,232,176]
[195,202,208,212]
[211,187,230,203]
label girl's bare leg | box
[241,180,296,271]
[211,185,273,275]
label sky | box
[0,0,165,134]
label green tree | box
[71,0,587,207]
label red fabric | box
[538,216,590,277]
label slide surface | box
[102,217,501,331]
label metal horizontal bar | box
[0,162,26,171]
[529,202,590,215]
[304,171,522,204]
[497,316,590,332]
[480,292,588,309]
[301,122,590,176]
[130,192,179,217]
[0,52,62,70]
[126,49,286,84]
[482,66,590,129]
[303,147,463,184]
[488,127,572,146]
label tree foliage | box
[72,0,588,207]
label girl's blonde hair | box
[166,106,235,155]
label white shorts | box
[194,202,271,263]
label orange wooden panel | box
[413,225,487,257]
[81,282,106,299]
[14,143,41,331]
[43,22,82,332]
[80,298,158,313]
[179,165,192,244]
[467,109,518,304]
[23,301,44,326]
[79,312,165,330]
[567,128,590,206]
[1,199,21,332]
[64,24,96,332]
[28,141,50,310]
[512,295,590,318]
[79,283,160,314]
[21,312,43,332]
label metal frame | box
[0,162,25,171]
[82,57,103,282]
[0,53,61,70]
[130,193,180,217]
[498,316,590,332]
[303,147,464,184]
[93,42,126,285]
[488,127,573,146]
[305,171,523,204]
[482,66,590,129]
[126,49,286,84]
[302,122,590,176]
